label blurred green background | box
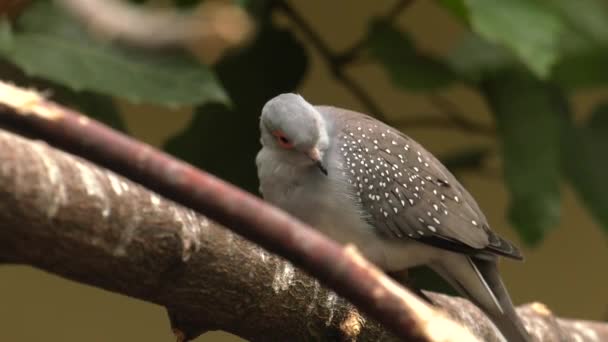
[0,0,607,341]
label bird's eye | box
[272,130,294,149]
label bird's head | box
[260,93,329,175]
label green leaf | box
[562,103,608,234]
[447,33,516,82]
[464,0,564,78]
[547,0,608,46]
[0,58,126,131]
[53,89,126,132]
[0,21,11,48]
[165,23,308,193]
[482,70,563,245]
[552,47,608,89]
[547,0,608,89]
[0,1,228,107]
[448,1,608,85]
[367,20,455,90]
[435,0,469,21]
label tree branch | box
[0,81,474,341]
[0,127,605,341]
[0,127,383,341]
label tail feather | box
[431,255,531,342]
[471,258,530,342]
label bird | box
[256,93,531,342]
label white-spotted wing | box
[329,109,522,260]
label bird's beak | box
[307,147,328,176]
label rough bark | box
[0,127,606,342]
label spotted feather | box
[323,107,522,260]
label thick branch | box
[0,81,473,341]
[0,128,605,342]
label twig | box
[277,0,389,122]
[0,80,478,342]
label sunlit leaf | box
[450,0,608,88]
[548,0,608,45]
[464,0,564,78]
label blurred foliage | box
[463,0,564,79]
[562,103,608,237]
[367,19,455,90]
[0,0,607,261]
[0,1,227,107]
[482,70,564,245]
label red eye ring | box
[272,130,294,149]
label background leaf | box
[548,0,608,45]
[562,103,608,234]
[0,1,227,107]
[367,19,455,90]
[52,89,126,132]
[552,48,608,89]
[548,0,608,89]
[0,60,126,131]
[482,70,563,245]
[464,0,564,78]
[447,33,515,82]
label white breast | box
[257,146,442,271]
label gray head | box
[260,93,329,174]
